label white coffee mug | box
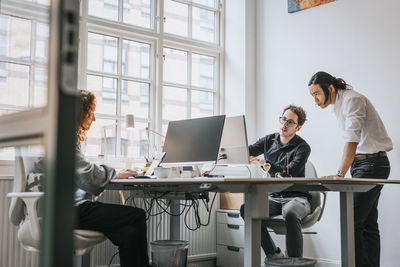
[248,164,266,178]
[154,167,171,178]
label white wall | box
[255,0,400,265]
[224,0,257,142]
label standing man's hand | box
[320,174,344,179]
[117,169,138,179]
[320,142,357,180]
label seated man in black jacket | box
[240,105,311,261]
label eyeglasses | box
[279,116,298,127]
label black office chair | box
[265,161,327,235]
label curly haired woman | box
[74,90,150,267]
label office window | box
[122,39,150,79]
[0,2,50,116]
[0,63,30,107]
[163,48,188,85]
[162,86,187,122]
[192,0,216,8]
[81,0,222,159]
[85,30,152,158]
[164,0,218,44]
[191,90,213,118]
[0,0,222,161]
[162,48,216,130]
[89,0,119,21]
[192,7,215,42]
[87,33,118,74]
[121,80,150,117]
[0,0,50,160]
[89,0,154,30]
[123,0,152,28]
[164,0,188,37]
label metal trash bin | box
[265,257,317,267]
[151,240,189,267]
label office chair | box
[265,160,327,235]
[7,155,106,266]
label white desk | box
[107,177,400,267]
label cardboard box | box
[220,193,244,210]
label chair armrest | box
[7,192,44,241]
[7,192,44,198]
[317,192,327,221]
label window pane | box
[16,0,50,4]
[163,48,187,85]
[191,90,213,118]
[33,66,48,107]
[192,0,216,8]
[192,53,214,89]
[87,33,118,74]
[36,0,50,5]
[0,147,15,160]
[164,0,188,37]
[0,110,16,115]
[87,75,117,115]
[0,144,44,163]
[192,7,215,43]
[122,40,150,79]
[123,0,151,29]
[121,80,149,119]
[85,118,117,158]
[88,0,119,21]
[35,23,49,64]
[162,86,187,121]
[0,15,31,60]
[121,121,149,158]
[0,62,29,107]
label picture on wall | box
[288,0,335,13]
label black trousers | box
[75,201,150,267]
[351,156,390,267]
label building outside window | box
[0,0,224,162]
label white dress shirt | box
[333,89,393,154]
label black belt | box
[354,151,387,161]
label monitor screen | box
[161,115,226,166]
[218,115,250,165]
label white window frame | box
[79,0,224,161]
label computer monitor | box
[217,115,250,165]
[160,115,226,167]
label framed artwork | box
[288,0,335,13]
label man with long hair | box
[309,72,392,267]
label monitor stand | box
[168,167,181,178]
[180,166,202,178]
[167,166,202,178]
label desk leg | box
[244,186,269,267]
[340,192,355,267]
[170,200,180,240]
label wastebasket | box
[151,240,189,267]
[265,257,317,267]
